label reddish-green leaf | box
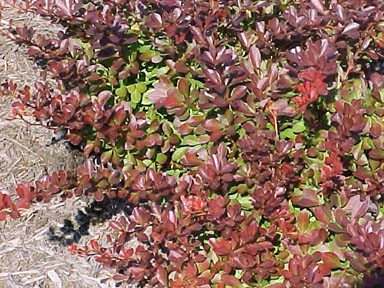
[322,252,342,270]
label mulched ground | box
[0,7,123,288]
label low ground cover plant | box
[1,0,384,286]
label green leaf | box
[139,45,152,53]
[123,153,136,169]
[101,150,113,163]
[115,86,127,98]
[172,147,188,162]
[142,90,154,105]
[156,66,169,77]
[156,153,168,165]
[146,108,158,122]
[238,128,247,138]
[127,84,136,94]
[268,276,285,286]
[149,162,156,169]
[166,169,184,177]
[188,77,204,89]
[237,195,253,210]
[280,128,296,139]
[143,159,152,167]
[369,159,380,170]
[266,122,275,131]
[136,82,147,93]
[183,135,200,146]
[131,91,142,104]
[362,137,374,150]
[237,183,248,194]
[136,159,146,170]
[292,121,306,133]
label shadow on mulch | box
[48,197,132,246]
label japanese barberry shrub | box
[1,0,384,287]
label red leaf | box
[297,210,310,232]
[10,209,20,219]
[177,123,193,135]
[131,207,151,225]
[163,89,183,108]
[209,238,232,256]
[90,240,100,252]
[181,151,204,166]
[97,90,112,107]
[196,277,211,286]
[245,242,274,254]
[109,220,124,232]
[67,133,82,146]
[369,149,384,160]
[370,73,384,89]
[114,106,127,125]
[0,193,12,209]
[16,198,30,209]
[370,122,382,138]
[15,183,34,201]
[185,263,197,278]
[178,78,189,95]
[156,266,168,287]
[292,188,321,207]
[210,130,223,142]
[269,100,296,117]
[213,96,228,107]
[190,26,206,44]
[354,166,372,180]
[0,211,7,221]
[203,119,222,132]
[174,61,189,73]
[112,274,129,281]
[312,206,332,224]
[68,244,78,254]
[204,69,222,85]
[108,170,121,185]
[344,195,369,220]
[221,275,242,288]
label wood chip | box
[47,270,62,288]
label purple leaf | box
[342,22,360,37]
[230,85,248,100]
[145,13,163,28]
[310,0,325,14]
[249,45,261,70]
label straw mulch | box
[0,7,123,288]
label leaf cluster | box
[1,0,384,287]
